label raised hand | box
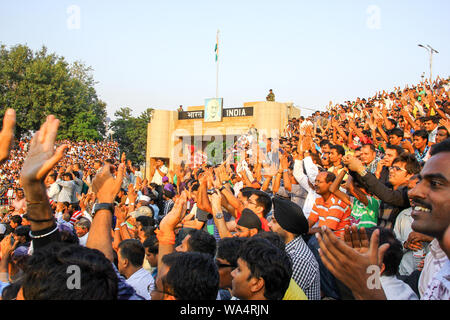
[316,227,390,300]
[0,109,16,164]
[343,154,364,173]
[343,225,370,254]
[92,163,125,203]
[280,154,289,170]
[159,191,188,231]
[20,115,68,185]
[208,189,222,212]
[0,234,19,259]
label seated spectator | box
[231,237,292,300]
[117,239,155,300]
[151,251,219,300]
[74,218,91,247]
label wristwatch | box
[93,203,114,216]
[358,168,368,177]
[215,212,224,219]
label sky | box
[1,0,449,118]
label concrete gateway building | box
[145,100,300,176]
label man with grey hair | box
[74,218,91,247]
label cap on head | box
[272,196,309,235]
[237,209,262,231]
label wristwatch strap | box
[93,203,114,216]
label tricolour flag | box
[215,31,219,62]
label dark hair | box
[190,183,200,192]
[319,139,331,148]
[2,280,22,300]
[143,234,159,254]
[216,237,246,267]
[387,118,397,127]
[388,128,404,138]
[385,145,404,157]
[430,138,450,156]
[58,224,80,244]
[424,116,440,124]
[136,215,155,228]
[237,237,292,300]
[252,231,285,252]
[240,187,257,199]
[437,126,449,136]
[62,172,73,180]
[185,229,217,257]
[118,239,145,268]
[142,226,156,241]
[393,153,421,175]
[325,171,336,183]
[252,190,273,217]
[330,144,345,156]
[163,189,175,199]
[10,215,22,226]
[161,251,219,300]
[412,129,429,141]
[367,228,403,277]
[22,242,118,299]
[13,225,31,241]
[362,143,376,153]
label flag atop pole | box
[215,30,219,62]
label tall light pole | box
[418,44,439,83]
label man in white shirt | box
[292,155,319,219]
[74,218,91,247]
[118,239,155,300]
[394,207,432,276]
[150,158,168,186]
[46,173,60,203]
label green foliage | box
[0,43,106,140]
[110,107,153,165]
[205,140,234,165]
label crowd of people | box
[0,76,449,301]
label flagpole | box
[216,29,219,98]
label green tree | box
[0,44,106,140]
[110,107,153,165]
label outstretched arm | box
[19,115,68,233]
[157,192,188,273]
[87,163,125,262]
[0,109,16,164]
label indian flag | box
[215,30,219,62]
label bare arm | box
[209,191,233,239]
[87,163,125,262]
[19,116,68,232]
[157,192,188,273]
[329,170,351,206]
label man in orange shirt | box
[308,171,351,238]
[306,170,351,299]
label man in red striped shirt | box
[70,208,84,225]
[308,171,351,239]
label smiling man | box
[315,138,450,300]
[408,138,450,298]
